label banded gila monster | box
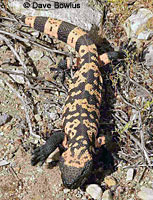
[21,16,124,189]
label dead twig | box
[116,87,139,110]
[0,34,28,75]
[114,113,128,124]
[129,134,151,165]
[113,104,151,165]
[0,68,67,93]
[0,28,71,57]
[0,6,18,22]
[123,164,152,169]
[8,165,23,187]
[0,16,17,21]
[128,76,153,99]
[0,76,40,139]
[0,30,29,43]
[113,109,129,121]
[31,40,72,57]
[117,72,153,99]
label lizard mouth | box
[60,159,93,189]
[63,175,88,189]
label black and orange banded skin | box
[21,16,117,189]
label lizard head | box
[59,147,93,189]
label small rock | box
[9,69,25,84]
[28,49,43,62]
[41,56,53,66]
[143,44,153,67]
[0,132,4,136]
[102,190,113,200]
[9,0,102,32]
[75,193,82,198]
[0,160,10,166]
[31,31,40,37]
[0,45,7,52]
[32,138,40,145]
[124,8,153,39]
[47,148,60,162]
[0,79,5,87]
[126,168,135,182]
[82,196,88,200]
[63,188,70,194]
[0,113,12,126]
[138,30,153,40]
[34,114,41,122]
[104,176,117,187]
[49,112,58,121]
[137,186,153,200]
[37,56,53,71]
[86,184,103,200]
